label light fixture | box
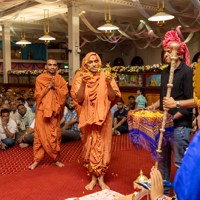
[39,9,55,45]
[97,0,119,33]
[16,17,31,48]
[148,0,174,26]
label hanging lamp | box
[97,0,119,33]
[39,9,55,45]
[16,17,31,48]
[148,0,174,26]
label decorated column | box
[66,0,80,85]
[2,22,11,83]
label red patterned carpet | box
[0,134,174,200]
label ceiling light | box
[97,0,119,32]
[148,0,174,26]
[97,20,119,31]
[39,9,55,44]
[39,32,56,41]
[16,38,31,45]
[16,17,31,48]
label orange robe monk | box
[30,61,68,170]
[71,52,121,190]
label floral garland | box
[6,64,167,76]
[103,63,168,73]
[7,69,68,75]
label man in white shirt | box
[16,104,35,148]
[0,108,17,150]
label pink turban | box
[162,30,190,66]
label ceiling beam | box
[0,1,40,17]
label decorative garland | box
[7,69,68,75]
[103,63,168,73]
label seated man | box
[61,97,81,141]
[26,97,36,113]
[9,100,21,122]
[113,98,128,135]
[0,108,17,150]
[16,103,35,148]
[126,95,136,111]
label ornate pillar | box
[66,0,80,85]
[2,23,11,83]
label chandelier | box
[148,0,174,26]
[16,17,31,48]
[97,0,119,33]
[39,9,55,45]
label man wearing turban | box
[149,30,193,195]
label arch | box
[192,51,200,63]
[130,56,144,66]
[113,57,125,66]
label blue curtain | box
[21,43,47,60]
[0,42,47,61]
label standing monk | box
[29,59,68,170]
[71,52,121,190]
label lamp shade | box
[39,32,56,41]
[148,11,174,22]
[97,21,119,31]
[16,38,31,45]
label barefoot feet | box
[85,175,97,190]
[98,175,110,190]
[28,161,39,170]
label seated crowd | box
[0,87,81,150]
[0,87,147,150]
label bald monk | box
[29,59,68,170]
[71,52,121,190]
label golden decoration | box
[134,170,148,183]
[193,61,200,106]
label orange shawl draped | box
[34,73,68,161]
[71,52,121,176]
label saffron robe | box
[33,73,68,161]
[71,71,121,176]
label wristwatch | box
[176,101,180,108]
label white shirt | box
[0,118,17,140]
[30,119,35,129]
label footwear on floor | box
[19,143,29,148]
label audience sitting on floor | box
[26,97,36,113]
[9,100,21,122]
[61,97,81,142]
[0,108,17,150]
[113,98,128,135]
[110,103,118,126]
[135,87,147,109]
[126,95,136,111]
[16,97,33,113]
[16,103,35,148]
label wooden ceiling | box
[0,0,198,48]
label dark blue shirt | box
[114,107,128,127]
[160,61,193,128]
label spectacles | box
[87,60,98,64]
[47,64,57,66]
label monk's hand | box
[47,77,55,89]
[163,97,176,109]
[82,72,91,84]
[105,72,112,85]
